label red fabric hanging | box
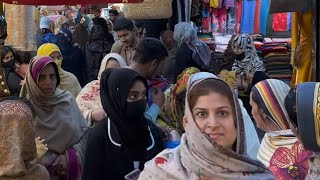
[235,0,242,34]
[254,0,261,34]
[272,13,288,32]
[1,0,143,5]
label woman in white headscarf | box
[139,72,274,179]
[173,22,211,82]
[76,53,127,126]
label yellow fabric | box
[210,0,219,8]
[54,59,62,70]
[291,11,313,86]
[37,43,61,62]
[37,43,82,97]
[218,70,237,90]
[291,13,298,66]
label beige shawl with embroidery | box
[0,100,50,180]
[139,72,274,180]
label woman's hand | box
[92,109,106,122]
[230,79,238,89]
[170,130,181,142]
[52,154,68,176]
[152,87,165,108]
[35,137,48,159]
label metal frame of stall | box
[315,0,319,81]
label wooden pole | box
[315,0,319,81]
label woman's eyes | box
[128,94,146,100]
[50,74,56,80]
[195,111,207,118]
[218,111,229,117]
[194,111,229,118]
[129,95,138,100]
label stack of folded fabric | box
[254,41,264,60]
[252,34,264,59]
[261,41,292,80]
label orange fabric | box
[254,0,261,34]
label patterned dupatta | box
[157,67,200,134]
[232,34,265,74]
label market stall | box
[0,0,142,5]
[1,0,143,50]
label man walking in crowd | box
[63,9,76,34]
[111,18,140,65]
[108,9,119,24]
[129,37,168,122]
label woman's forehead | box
[129,80,146,91]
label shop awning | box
[0,0,142,5]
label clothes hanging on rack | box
[272,13,288,32]
[235,0,243,34]
[260,0,270,35]
[241,0,256,34]
[191,0,203,26]
[254,0,261,34]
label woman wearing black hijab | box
[82,68,164,180]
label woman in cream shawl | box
[0,97,49,180]
[24,56,88,179]
[139,72,274,179]
[76,53,127,126]
[157,68,260,159]
[37,43,82,97]
[251,79,312,179]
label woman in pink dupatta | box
[23,56,88,180]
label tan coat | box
[110,38,139,65]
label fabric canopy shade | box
[0,0,143,5]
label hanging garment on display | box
[226,7,236,34]
[260,0,270,35]
[212,8,227,34]
[223,0,235,8]
[287,13,292,31]
[272,13,288,32]
[240,0,256,34]
[254,0,261,34]
[209,0,219,8]
[235,0,243,34]
[124,0,172,19]
[202,10,211,32]
[291,12,313,86]
[170,0,186,29]
[186,0,192,22]
[191,0,203,26]
[269,0,312,14]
